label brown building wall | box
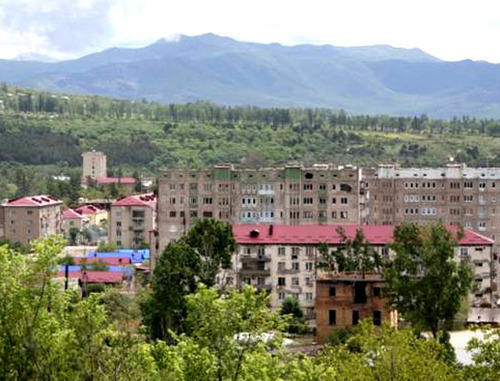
[157,164,362,253]
[2,204,62,246]
[109,205,155,248]
[315,276,397,344]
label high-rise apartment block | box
[157,164,363,252]
[82,150,107,182]
[1,195,63,246]
[368,164,500,248]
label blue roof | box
[89,249,150,263]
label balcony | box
[258,189,275,196]
[277,267,300,275]
[240,262,271,277]
[241,254,271,263]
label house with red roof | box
[109,193,156,249]
[74,204,108,226]
[62,208,89,242]
[227,224,494,327]
[1,195,63,245]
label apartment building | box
[82,150,107,182]
[315,273,398,343]
[368,164,500,241]
[62,208,88,238]
[109,193,156,248]
[1,195,63,245]
[226,224,493,326]
[368,164,500,300]
[157,164,363,252]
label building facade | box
[367,164,500,302]
[315,273,398,343]
[109,193,156,248]
[82,150,107,182]
[228,224,493,326]
[1,195,63,245]
[158,164,363,252]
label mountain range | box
[1,33,500,118]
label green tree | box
[153,285,284,381]
[384,223,473,337]
[140,241,200,342]
[68,227,79,245]
[318,227,382,278]
[465,327,500,380]
[280,296,306,334]
[182,219,236,287]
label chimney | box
[269,224,274,236]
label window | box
[341,197,348,204]
[169,184,176,190]
[464,181,473,189]
[303,184,313,190]
[190,211,198,218]
[305,277,312,286]
[169,211,176,218]
[329,286,336,297]
[381,247,389,256]
[319,184,326,190]
[340,211,348,219]
[373,311,382,326]
[189,183,197,190]
[292,277,299,286]
[303,197,314,204]
[374,287,381,297]
[319,198,326,205]
[278,262,286,271]
[203,184,213,191]
[278,292,286,301]
[292,262,300,271]
[305,293,313,301]
[303,211,314,219]
[278,277,286,286]
[460,247,468,257]
[203,211,213,218]
[203,197,213,205]
[464,195,474,202]
[132,210,145,218]
[305,246,314,257]
[329,310,336,325]
[305,262,314,271]
[278,247,285,256]
[353,311,360,326]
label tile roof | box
[232,224,494,246]
[3,195,62,207]
[62,208,84,220]
[112,193,156,210]
[74,205,106,216]
[96,176,136,185]
[55,271,123,283]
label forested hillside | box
[3,34,500,117]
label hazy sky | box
[1,0,499,62]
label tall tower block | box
[82,150,107,183]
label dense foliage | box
[0,236,499,380]
[384,223,473,337]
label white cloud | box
[0,0,500,62]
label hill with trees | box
[2,34,500,118]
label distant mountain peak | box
[154,34,183,44]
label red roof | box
[3,195,62,207]
[96,177,136,185]
[55,271,123,283]
[232,224,494,246]
[62,208,84,220]
[74,205,105,216]
[74,257,132,265]
[112,193,156,210]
